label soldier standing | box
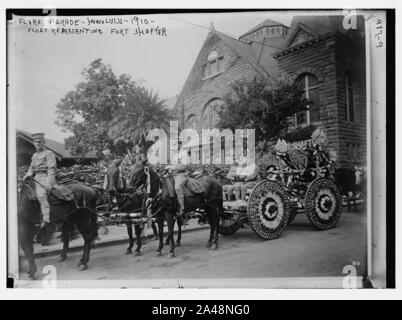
[173,163,188,216]
[100,149,115,190]
[166,145,191,216]
[23,133,57,227]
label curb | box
[31,224,208,259]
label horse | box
[103,157,126,206]
[18,180,98,279]
[114,169,177,257]
[104,156,159,252]
[117,165,223,257]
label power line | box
[170,17,211,32]
[169,16,283,50]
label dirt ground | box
[17,210,367,287]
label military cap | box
[32,133,45,141]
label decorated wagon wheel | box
[247,180,290,240]
[305,178,342,230]
[218,212,240,236]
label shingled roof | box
[213,30,285,78]
[216,31,259,63]
[250,36,286,77]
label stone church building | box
[172,15,366,169]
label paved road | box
[18,210,366,286]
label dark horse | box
[115,166,223,257]
[104,157,160,254]
[18,180,98,279]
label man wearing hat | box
[23,133,57,227]
[166,145,192,216]
[171,163,188,216]
[100,149,115,190]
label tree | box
[55,59,171,157]
[107,87,171,144]
[218,77,309,151]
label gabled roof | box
[216,31,259,63]
[214,31,279,77]
[175,29,282,110]
[273,15,366,58]
[240,18,288,38]
[250,36,286,77]
[281,15,354,50]
[287,15,345,38]
[281,24,316,49]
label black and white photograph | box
[3,4,395,294]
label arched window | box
[202,99,224,129]
[345,72,355,122]
[185,115,197,130]
[294,73,320,126]
[205,50,223,77]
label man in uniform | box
[23,133,57,227]
[100,149,115,190]
[166,145,191,216]
[173,163,188,216]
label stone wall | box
[174,32,266,131]
[275,33,366,168]
[173,29,367,169]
